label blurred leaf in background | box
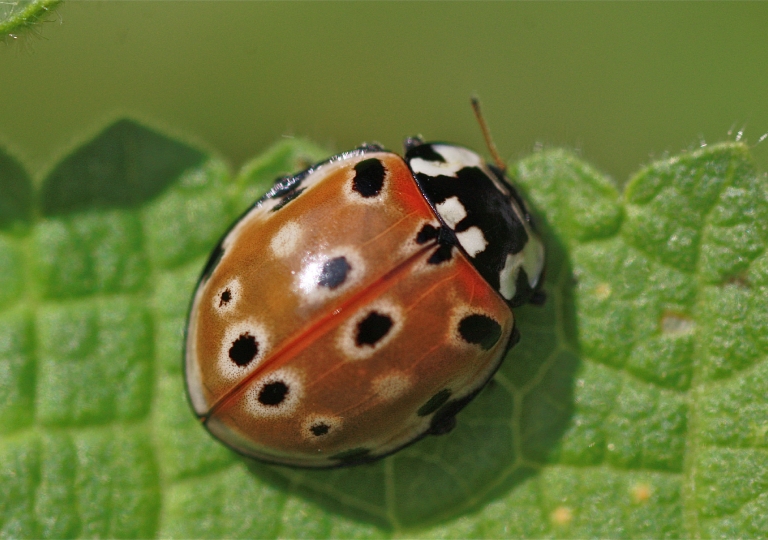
[3,3,768,186]
[0,120,767,538]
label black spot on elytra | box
[258,381,288,406]
[219,289,232,307]
[271,188,305,212]
[404,143,446,163]
[330,447,371,465]
[261,143,385,203]
[201,243,224,282]
[352,158,386,198]
[318,257,351,289]
[458,314,502,351]
[310,423,330,436]
[416,224,439,244]
[355,311,393,347]
[229,333,259,366]
[417,389,451,417]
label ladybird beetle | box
[185,132,545,468]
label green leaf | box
[1,121,766,538]
[0,0,61,43]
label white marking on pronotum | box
[270,220,303,258]
[435,196,467,229]
[499,238,545,299]
[456,226,488,257]
[499,252,523,300]
[409,145,483,178]
[522,239,545,288]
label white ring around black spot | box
[212,277,242,314]
[302,414,343,440]
[246,368,303,418]
[336,299,403,361]
[295,248,365,304]
[217,319,270,381]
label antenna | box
[471,97,507,173]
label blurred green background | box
[1,2,767,183]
